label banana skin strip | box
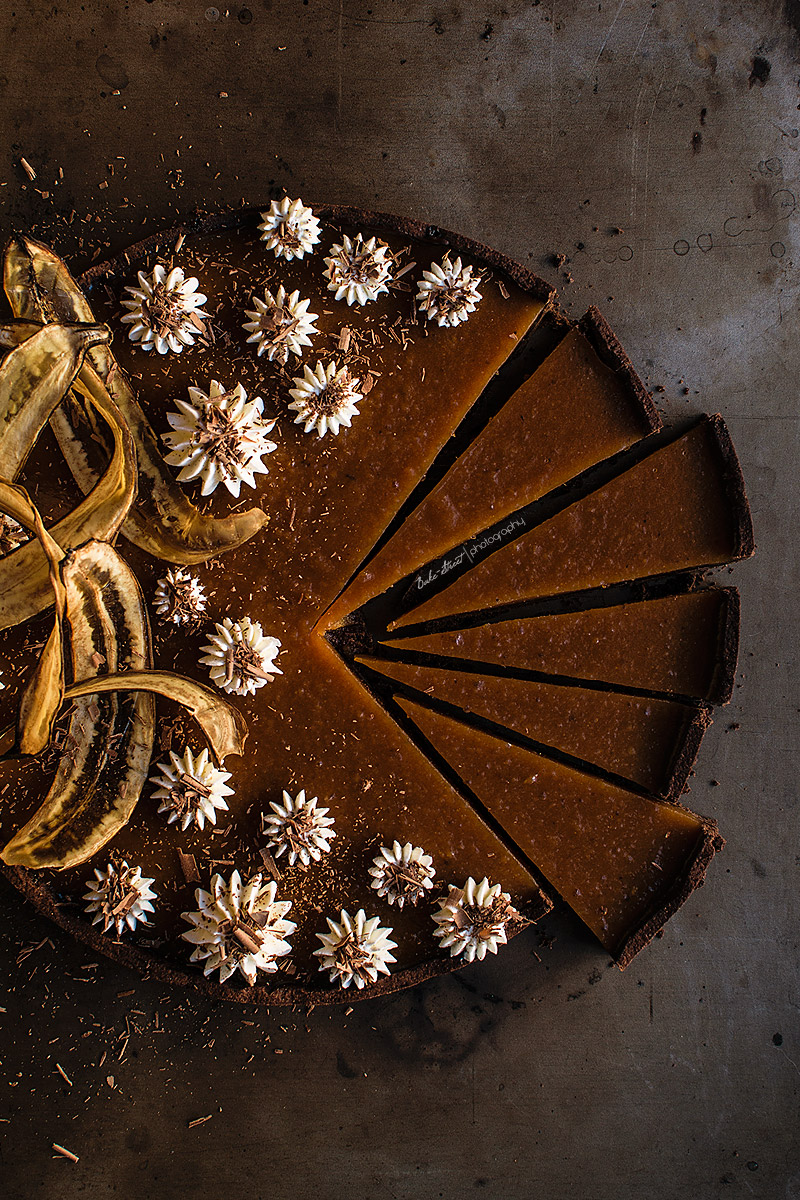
[62,670,248,765]
[0,244,248,872]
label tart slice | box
[382,588,740,704]
[356,655,709,798]
[396,697,723,966]
[389,415,754,630]
[323,308,660,629]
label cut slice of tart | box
[389,415,753,630]
[323,307,660,629]
[396,697,723,967]
[382,588,739,704]
[356,655,709,799]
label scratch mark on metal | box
[589,0,627,77]
[778,1046,800,1077]
[549,2,556,154]
[628,6,655,64]
[336,0,344,134]
[637,69,667,292]
[629,80,647,225]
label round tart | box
[0,206,753,1004]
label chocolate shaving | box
[392,260,417,282]
[111,887,139,918]
[231,924,262,956]
[177,849,200,883]
[259,845,283,881]
[224,640,275,685]
[333,932,374,985]
[143,281,187,338]
[52,1143,79,1163]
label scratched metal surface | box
[0,2,797,1197]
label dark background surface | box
[0,2,797,1197]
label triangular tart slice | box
[383,589,739,704]
[358,656,708,799]
[389,415,753,630]
[323,309,659,629]
[397,697,722,967]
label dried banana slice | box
[3,237,269,564]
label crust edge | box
[1,862,552,1007]
[80,202,555,307]
[578,305,661,435]
[613,817,724,969]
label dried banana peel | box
[3,236,98,328]
[1,540,155,870]
[0,317,59,350]
[0,479,66,571]
[64,671,248,764]
[0,370,136,631]
[0,322,109,481]
[1,536,246,868]
[0,482,67,756]
[4,236,269,563]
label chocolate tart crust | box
[80,202,555,305]
[665,703,713,801]
[613,817,724,969]
[713,587,740,705]
[578,305,660,434]
[2,862,551,1006]
[706,413,755,561]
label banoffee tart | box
[0,203,752,1004]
